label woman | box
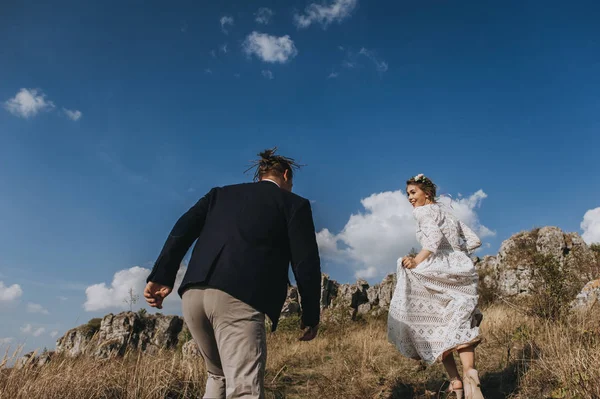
[388,174,485,399]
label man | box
[144,148,322,399]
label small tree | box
[123,288,139,312]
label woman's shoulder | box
[412,203,441,220]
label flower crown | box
[413,173,428,183]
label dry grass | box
[1,305,599,399]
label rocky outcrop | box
[56,312,183,359]
[476,227,597,298]
[15,351,54,369]
[280,273,397,322]
[55,322,98,357]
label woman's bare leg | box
[457,346,475,374]
[442,352,463,389]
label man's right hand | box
[299,321,319,341]
[143,281,172,309]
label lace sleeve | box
[414,207,443,253]
[458,220,481,253]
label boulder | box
[571,279,600,310]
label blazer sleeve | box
[146,189,214,287]
[288,199,322,328]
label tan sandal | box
[446,378,464,399]
[463,369,484,399]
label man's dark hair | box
[246,147,303,182]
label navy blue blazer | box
[146,181,322,330]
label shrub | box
[528,253,580,320]
[80,318,102,337]
[176,326,193,353]
[477,265,501,307]
[275,314,301,333]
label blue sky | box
[1,0,600,353]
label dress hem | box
[436,336,483,364]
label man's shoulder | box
[282,190,310,205]
[208,182,310,206]
[208,182,254,193]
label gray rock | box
[56,322,99,357]
[136,314,183,354]
[14,352,36,370]
[36,351,54,367]
[357,303,372,315]
[56,312,184,359]
[377,274,396,309]
[320,274,339,309]
[476,227,596,298]
[14,351,54,369]
[367,286,379,306]
[280,286,302,319]
[572,279,600,310]
[281,300,301,317]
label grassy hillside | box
[1,304,599,398]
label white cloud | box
[220,16,234,34]
[327,72,339,79]
[210,50,217,58]
[243,32,298,64]
[262,70,274,80]
[63,108,82,121]
[27,303,50,315]
[3,88,55,118]
[316,189,492,279]
[84,266,149,312]
[204,68,213,75]
[355,266,377,279]
[84,265,186,312]
[220,43,228,54]
[20,324,44,336]
[359,48,388,73]
[581,207,600,244]
[0,281,23,302]
[438,190,495,239]
[255,7,274,25]
[58,296,68,301]
[50,331,59,338]
[342,60,356,69]
[0,337,13,345]
[294,0,358,29]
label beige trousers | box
[182,287,267,399]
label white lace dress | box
[388,203,483,364]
